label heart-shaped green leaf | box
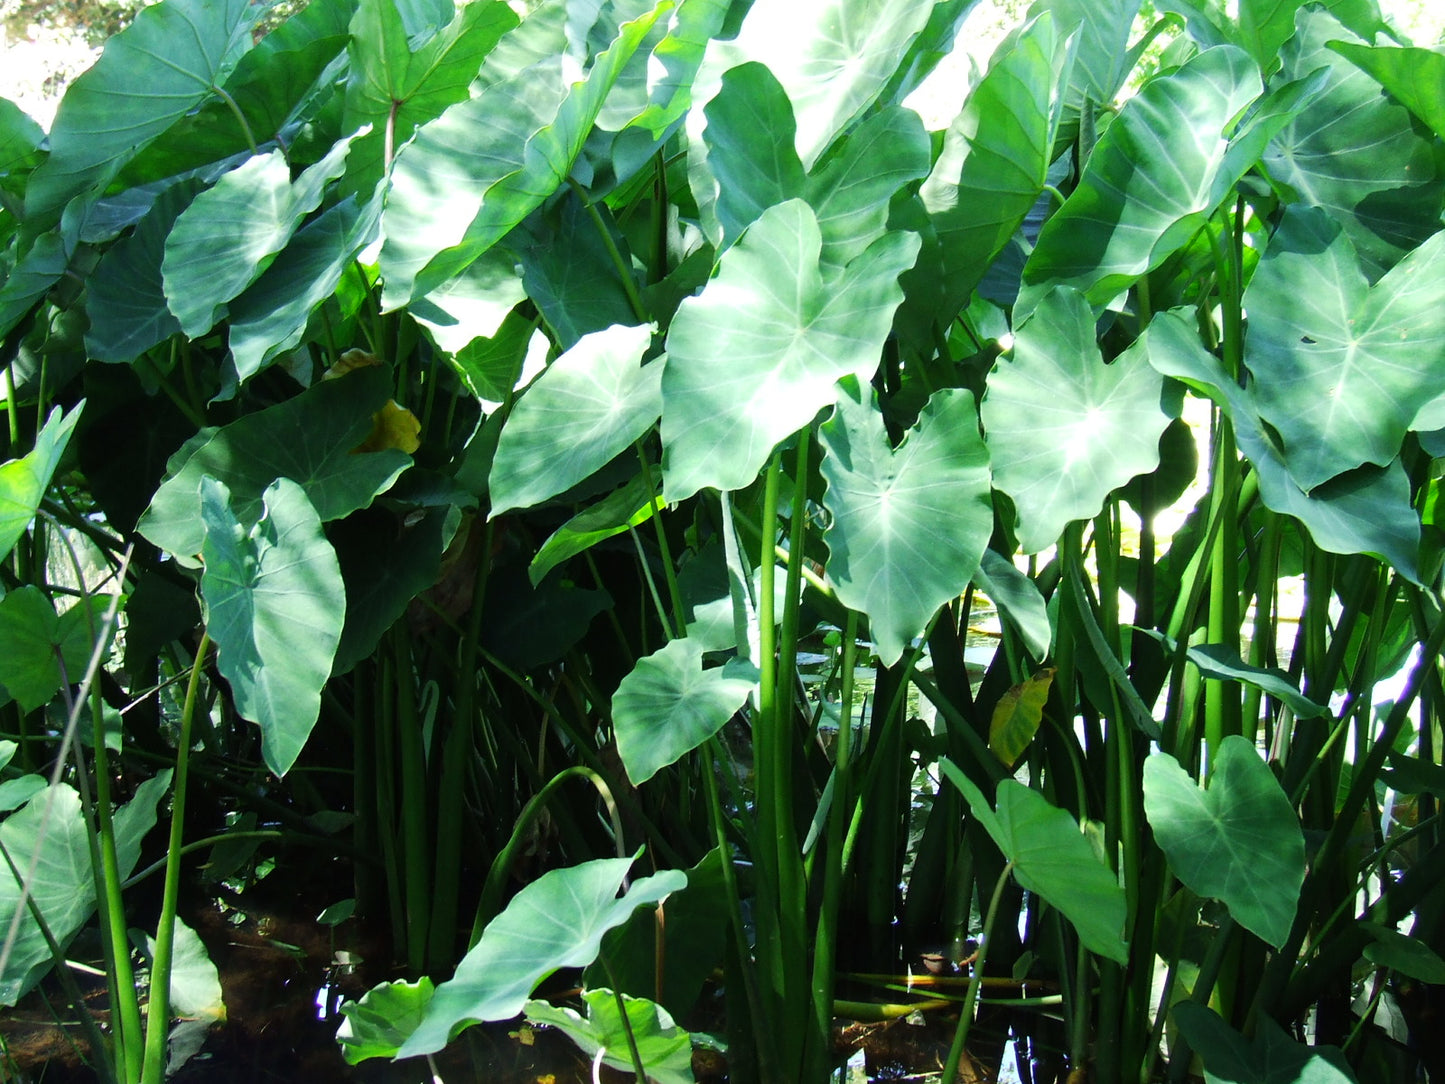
[693,0,939,173]
[24,0,261,221]
[1147,308,1422,581]
[702,63,806,250]
[524,990,695,1084]
[337,979,436,1065]
[918,13,1067,322]
[111,0,354,190]
[0,405,81,564]
[162,134,358,337]
[1143,735,1304,948]
[818,380,992,667]
[1244,206,1445,492]
[83,179,199,362]
[660,199,919,501]
[1328,42,1445,143]
[940,762,1129,964]
[519,196,638,351]
[490,324,660,516]
[982,286,1175,553]
[199,475,345,776]
[139,366,411,564]
[1023,45,1261,306]
[226,189,382,385]
[379,3,665,307]
[612,637,759,785]
[340,0,519,195]
[1263,8,1443,275]
[1172,1003,1355,1084]
[393,857,686,1057]
[0,588,102,712]
[0,773,170,1006]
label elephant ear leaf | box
[818,379,992,668]
[198,475,344,777]
[0,405,82,564]
[1143,735,1305,948]
[25,0,262,222]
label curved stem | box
[941,859,1015,1082]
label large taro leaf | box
[660,200,919,501]
[693,0,941,173]
[940,762,1128,963]
[1023,45,1262,306]
[1143,735,1304,948]
[138,367,410,565]
[0,774,169,1006]
[1329,42,1445,142]
[410,246,529,361]
[701,63,807,251]
[524,990,695,1084]
[700,62,928,270]
[518,196,637,351]
[805,106,930,278]
[1172,1003,1356,1084]
[0,588,101,713]
[337,978,436,1065]
[378,2,666,308]
[198,475,344,777]
[0,405,81,564]
[226,188,383,384]
[818,380,991,667]
[1243,206,1445,492]
[1026,0,1139,137]
[341,0,519,195]
[111,0,355,189]
[0,233,72,341]
[392,857,686,1058]
[1237,0,1385,75]
[23,0,261,222]
[620,0,731,138]
[982,286,1176,554]
[612,637,759,785]
[489,324,660,516]
[918,13,1068,324]
[0,98,44,192]
[84,180,200,363]
[162,134,358,338]
[1263,9,1443,276]
[1147,308,1422,581]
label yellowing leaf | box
[354,400,421,455]
[989,667,1055,767]
[326,349,381,379]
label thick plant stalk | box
[88,678,144,1082]
[806,612,858,1075]
[140,631,211,1084]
